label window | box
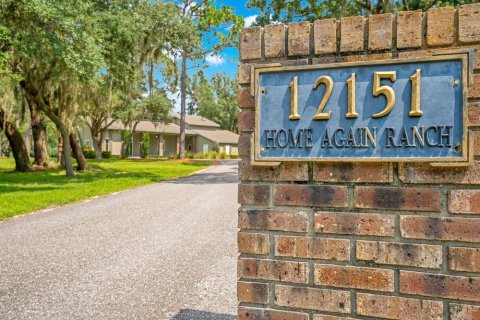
[188,144,192,151]
[105,138,110,152]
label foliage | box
[246,0,480,23]
[82,148,97,159]
[102,151,112,159]
[0,158,211,219]
[82,148,110,159]
[189,72,239,132]
[164,0,243,159]
[0,0,196,171]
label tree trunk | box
[92,129,104,161]
[0,109,31,172]
[20,81,74,176]
[70,131,86,171]
[92,135,102,160]
[60,129,74,176]
[179,52,187,159]
[27,96,48,166]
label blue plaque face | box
[254,55,469,163]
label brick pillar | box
[237,4,480,320]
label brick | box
[314,212,395,237]
[288,22,311,56]
[238,258,308,284]
[238,232,269,255]
[237,87,255,109]
[274,185,348,208]
[356,293,443,320]
[239,160,308,182]
[368,14,394,50]
[397,11,423,49]
[400,216,480,243]
[275,236,350,261]
[459,3,480,44]
[312,53,392,65]
[237,281,269,304]
[314,265,394,292]
[399,161,480,185]
[448,189,480,214]
[340,16,365,52]
[275,285,350,313]
[448,247,480,273]
[400,271,480,302]
[313,163,392,183]
[468,103,480,126]
[426,7,455,46]
[237,110,255,132]
[264,24,286,58]
[238,133,251,157]
[238,64,251,85]
[354,186,441,212]
[239,209,308,232]
[240,27,262,61]
[238,307,308,320]
[313,316,358,320]
[468,73,480,99]
[356,241,442,269]
[314,19,337,54]
[238,184,270,206]
[450,304,480,320]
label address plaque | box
[253,53,473,166]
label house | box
[78,115,239,157]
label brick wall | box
[237,4,480,320]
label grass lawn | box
[0,158,211,220]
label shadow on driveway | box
[172,309,236,320]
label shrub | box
[82,147,96,159]
[102,151,112,159]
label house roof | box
[173,114,221,128]
[104,118,239,144]
[194,129,239,145]
[108,119,196,135]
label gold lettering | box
[372,71,396,118]
[346,73,358,118]
[409,69,423,117]
[312,75,333,120]
[288,76,300,120]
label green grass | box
[0,158,211,219]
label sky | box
[166,1,260,111]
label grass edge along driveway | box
[0,158,211,220]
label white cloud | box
[244,15,258,27]
[205,53,224,66]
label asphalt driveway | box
[0,161,239,320]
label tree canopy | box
[0,0,200,175]
[189,71,239,133]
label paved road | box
[0,161,239,320]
